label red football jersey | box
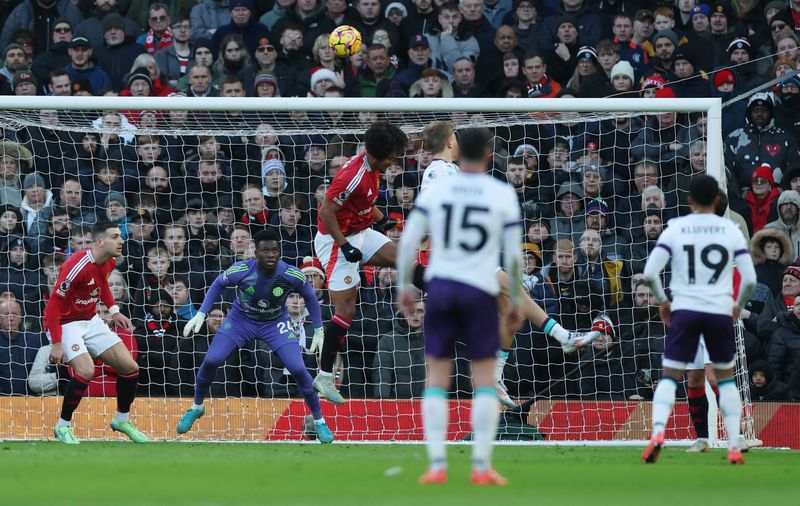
[317,151,380,235]
[44,249,116,344]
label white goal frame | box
[0,95,752,446]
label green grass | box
[1,442,797,506]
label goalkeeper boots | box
[728,447,745,465]
[470,468,508,486]
[314,419,334,444]
[562,331,601,353]
[641,432,665,463]
[313,374,346,405]
[496,381,516,409]
[54,425,80,445]
[177,405,206,434]
[110,419,148,443]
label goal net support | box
[0,96,753,444]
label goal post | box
[0,95,753,444]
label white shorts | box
[58,314,122,363]
[314,229,392,291]
[687,336,711,370]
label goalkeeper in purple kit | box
[177,229,333,443]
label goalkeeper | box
[177,229,333,443]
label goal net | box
[0,96,753,444]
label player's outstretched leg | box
[642,376,678,463]
[54,372,92,444]
[276,344,333,443]
[178,334,239,434]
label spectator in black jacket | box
[769,296,800,394]
[749,360,791,401]
[93,13,147,91]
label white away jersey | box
[415,172,521,295]
[655,213,749,315]
[420,159,461,193]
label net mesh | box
[0,99,750,442]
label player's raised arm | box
[184,266,236,337]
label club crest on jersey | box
[272,286,284,297]
[71,344,80,352]
[344,276,353,284]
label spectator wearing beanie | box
[726,92,799,189]
[776,76,800,144]
[745,164,781,233]
[93,13,147,91]
[668,46,709,98]
[210,0,271,57]
[726,36,763,94]
[609,60,635,94]
[74,2,140,48]
[649,29,679,75]
[542,0,606,48]
[640,73,665,98]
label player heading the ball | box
[641,174,756,465]
[178,229,334,443]
[311,121,410,404]
[44,220,147,444]
[397,128,524,486]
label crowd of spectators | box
[1,0,800,403]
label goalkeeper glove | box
[183,311,206,337]
[375,215,397,232]
[309,327,325,355]
[340,242,362,262]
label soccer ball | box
[329,25,362,58]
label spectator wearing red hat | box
[749,265,800,344]
[745,164,781,233]
[640,73,665,98]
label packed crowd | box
[0,0,799,403]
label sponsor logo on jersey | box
[272,286,284,297]
[257,299,270,308]
[75,297,99,305]
[358,208,372,215]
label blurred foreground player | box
[44,220,145,444]
[179,229,333,443]
[419,120,599,407]
[397,128,524,486]
[311,121,409,404]
[642,175,756,464]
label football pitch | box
[1,442,797,506]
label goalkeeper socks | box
[194,361,219,405]
[116,370,138,415]
[278,344,323,419]
[422,387,448,471]
[687,386,709,439]
[320,315,350,374]
[717,378,742,450]
[495,349,510,383]
[60,374,91,422]
[542,317,569,345]
[650,376,677,436]
[471,387,499,473]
